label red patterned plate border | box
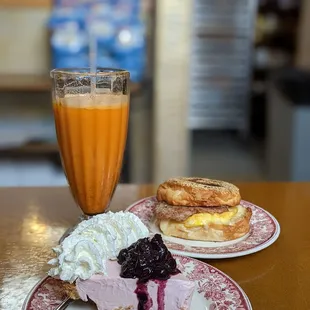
[126,196,280,259]
[23,256,252,310]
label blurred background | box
[0,0,309,186]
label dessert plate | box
[23,255,252,310]
[126,196,280,259]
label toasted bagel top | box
[156,177,241,207]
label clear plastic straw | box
[89,22,97,98]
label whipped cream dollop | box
[48,211,149,283]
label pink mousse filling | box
[76,260,195,310]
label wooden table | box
[0,183,309,309]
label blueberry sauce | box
[154,279,167,310]
[135,282,153,310]
[117,234,180,310]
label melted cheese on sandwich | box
[183,205,240,228]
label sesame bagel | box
[157,177,241,207]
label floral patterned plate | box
[126,196,280,259]
[23,255,252,310]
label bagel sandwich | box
[155,177,252,242]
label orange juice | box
[53,94,129,215]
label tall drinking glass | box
[51,68,129,221]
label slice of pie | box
[48,212,195,310]
[63,235,195,310]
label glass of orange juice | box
[51,68,130,220]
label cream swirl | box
[48,211,149,283]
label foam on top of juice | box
[57,93,128,108]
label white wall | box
[153,0,192,183]
[0,8,50,74]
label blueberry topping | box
[117,234,180,283]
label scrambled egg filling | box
[183,206,239,227]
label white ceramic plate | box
[126,196,280,259]
[23,256,252,310]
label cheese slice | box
[183,206,239,227]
